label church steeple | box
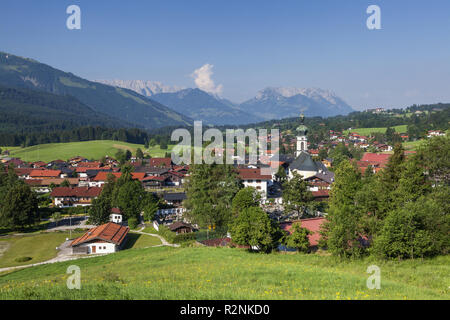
[295,113,308,156]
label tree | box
[230,207,282,253]
[60,179,71,187]
[321,160,364,258]
[136,148,144,159]
[184,164,241,229]
[284,222,311,253]
[282,172,313,219]
[231,187,261,217]
[318,148,328,161]
[89,173,116,225]
[143,193,160,222]
[275,165,287,183]
[373,199,444,259]
[0,184,38,229]
[115,180,145,220]
[51,212,62,226]
[89,195,112,225]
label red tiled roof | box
[361,153,391,163]
[238,168,272,180]
[93,172,146,181]
[14,168,34,176]
[50,186,102,198]
[71,222,129,246]
[280,217,326,246]
[29,169,61,178]
[149,158,172,167]
[312,190,329,198]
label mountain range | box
[99,80,355,124]
[0,51,354,130]
[0,52,191,130]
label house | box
[50,186,102,207]
[141,175,169,189]
[168,221,196,234]
[25,178,79,193]
[238,168,272,198]
[91,171,146,187]
[280,217,326,248]
[110,208,123,224]
[163,192,187,207]
[70,222,129,254]
[29,169,64,179]
[149,157,172,168]
[427,130,445,138]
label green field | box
[403,139,426,151]
[0,246,448,299]
[0,231,84,268]
[123,233,162,249]
[1,140,174,162]
[344,125,408,136]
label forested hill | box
[0,85,137,132]
[228,103,450,137]
[0,52,192,129]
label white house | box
[70,222,129,254]
[238,168,272,199]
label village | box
[1,114,443,257]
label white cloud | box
[191,64,223,95]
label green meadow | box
[344,125,408,136]
[0,246,448,300]
[1,140,174,162]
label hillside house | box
[70,222,129,254]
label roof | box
[361,153,391,163]
[50,186,102,198]
[312,189,330,198]
[168,221,195,231]
[238,168,272,180]
[280,217,326,246]
[149,158,172,167]
[71,222,129,247]
[93,171,146,181]
[163,192,187,202]
[289,151,318,172]
[29,169,61,178]
[26,178,79,187]
[142,175,168,182]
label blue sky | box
[1,0,450,110]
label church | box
[288,114,333,182]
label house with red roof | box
[238,168,272,198]
[50,186,102,207]
[70,222,129,254]
[29,169,64,179]
[91,171,146,187]
[149,157,172,168]
[280,217,326,248]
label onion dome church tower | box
[295,113,308,157]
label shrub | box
[173,232,196,243]
[15,257,32,263]
[127,217,139,229]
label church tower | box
[295,113,308,157]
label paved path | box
[133,227,180,248]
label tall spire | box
[296,113,308,156]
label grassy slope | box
[0,246,448,300]
[344,125,408,136]
[2,140,174,162]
